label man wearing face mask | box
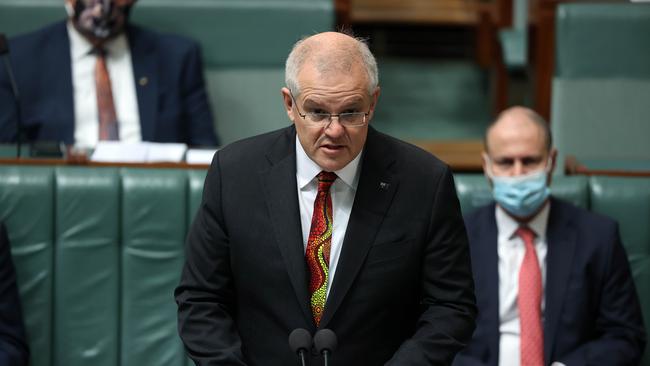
[0,0,218,147]
[453,106,646,366]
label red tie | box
[516,226,544,366]
[95,48,119,140]
[306,171,337,326]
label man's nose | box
[323,116,345,137]
[512,161,525,176]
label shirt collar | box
[295,135,362,190]
[495,200,550,243]
[67,21,129,61]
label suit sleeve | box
[175,152,246,365]
[556,223,646,366]
[387,165,478,365]
[0,57,18,143]
[0,223,30,366]
[179,41,219,147]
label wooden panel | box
[349,0,483,25]
[409,139,484,172]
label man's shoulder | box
[367,127,449,174]
[216,126,293,165]
[9,21,66,54]
[549,196,618,231]
[127,24,199,52]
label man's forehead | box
[73,0,136,5]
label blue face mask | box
[489,167,550,218]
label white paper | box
[186,148,218,165]
[90,142,188,163]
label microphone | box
[288,328,312,366]
[0,33,23,158]
[314,329,337,366]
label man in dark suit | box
[0,222,30,366]
[175,31,477,365]
[0,0,218,147]
[454,106,646,366]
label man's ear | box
[547,148,558,185]
[281,87,295,123]
[481,151,494,186]
[367,87,381,122]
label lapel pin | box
[379,182,390,190]
[138,77,148,86]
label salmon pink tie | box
[95,47,119,140]
[306,171,337,326]
[517,226,544,366]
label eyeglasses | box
[289,90,369,128]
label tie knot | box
[516,226,536,247]
[91,47,108,57]
[317,171,337,192]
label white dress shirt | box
[295,136,362,298]
[496,203,549,366]
[67,22,141,148]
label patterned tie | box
[306,171,337,326]
[95,47,119,140]
[516,226,544,366]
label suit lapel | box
[128,25,158,141]
[260,128,313,325]
[476,205,501,364]
[320,128,398,328]
[543,199,577,363]
[49,22,75,143]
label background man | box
[0,222,29,366]
[0,0,218,147]
[454,106,646,365]
[175,31,476,365]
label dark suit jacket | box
[175,126,477,365]
[0,223,29,366]
[454,198,646,366]
[0,21,218,146]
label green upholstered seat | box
[0,166,55,366]
[551,3,650,173]
[589,176,650,366]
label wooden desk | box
[1,140,485,173]
[565,155,650,177]
[409,139,484,172]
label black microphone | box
[289,328,312,366]
[314,329,337,366]
[0,33,23,158]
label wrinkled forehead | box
[70,0,136,6]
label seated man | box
[0,222,29,366]
[454,106,646,365]
[0,0,218,147]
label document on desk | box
[91,142,187,163]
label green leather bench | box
[0,0,334,145]
[0,166,648,365]
[550,3,650,173]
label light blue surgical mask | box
[487,162,551,218]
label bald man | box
[0,0,218,147]
[176,32,477,365]
[453,107,646,366]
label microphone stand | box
[0,34,23,158]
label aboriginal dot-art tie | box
[306,171,337,326]
[516,226,544,366]
[94,47,119,140]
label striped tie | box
[94,47,119,140]
[306,171,337,326]
[517,226,544,366]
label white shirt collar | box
[295,135,362,190]
[495,201,550,243]
[67,21,129,61]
